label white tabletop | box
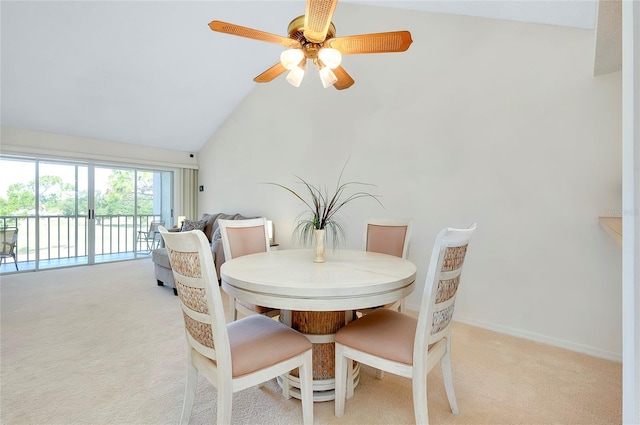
[220,249,417,311]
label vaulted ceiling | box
[1,1,615,154]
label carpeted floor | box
[0,260,621,424]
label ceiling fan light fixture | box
[209,1,413,91]
[280,48,305,70]
[318,47,341,69]
[318,66,337,88]
[286,63,306,87]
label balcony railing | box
[0,214,163,272]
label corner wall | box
[198,5,622,360]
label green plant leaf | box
[266,160,383,248]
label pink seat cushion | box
[335,309,417,365]
[227,315,312,377]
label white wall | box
[0,126,198,170]
[197,5,622,360]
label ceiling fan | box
[208,0,413,90]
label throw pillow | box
[181,219,207,233]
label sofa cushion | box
[201,213,222,242]
[152,248,172,269]
[212,226,222,243]
[210,213,237,239]
[200,213,256,243]
[181,219,207,233]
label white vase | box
[313,228,326,263]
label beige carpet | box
[0,260,621,424]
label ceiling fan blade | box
[209,20,301,48]
[303,0,338,43]
[325,31,413,54]
[332,66,354,90]
[254,62,287,83]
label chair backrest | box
[0,227,18,255]
[364,219,412,259]
[149,220,165,233]
[158,226,232,371]
[415,224,476,357]
[218,218,270,261]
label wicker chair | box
[335,224,476,425]
[158,226,314,425]
[218,218,280,321]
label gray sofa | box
[152,212,254,295]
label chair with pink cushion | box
[335,223,476,424]
[158,226,314,425]
[358,218,412,315]
[218,217,280,321]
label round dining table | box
[220,248,417,401]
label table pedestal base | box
[278,363,360,402]
[279,310,358,402]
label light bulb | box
[318,48,342,69]
[319,66,337,88]
[286,66,305,87]
[280,49,304,70]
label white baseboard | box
[404,302,621,362]
[454,315,622,362]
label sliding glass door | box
[135,169,172,254]
[38,161,89,269]
[93,166,137,263]
[93,166,173,262]
[0,158,37,270]
[0,156,173,273]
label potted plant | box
[269,162,382,262]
